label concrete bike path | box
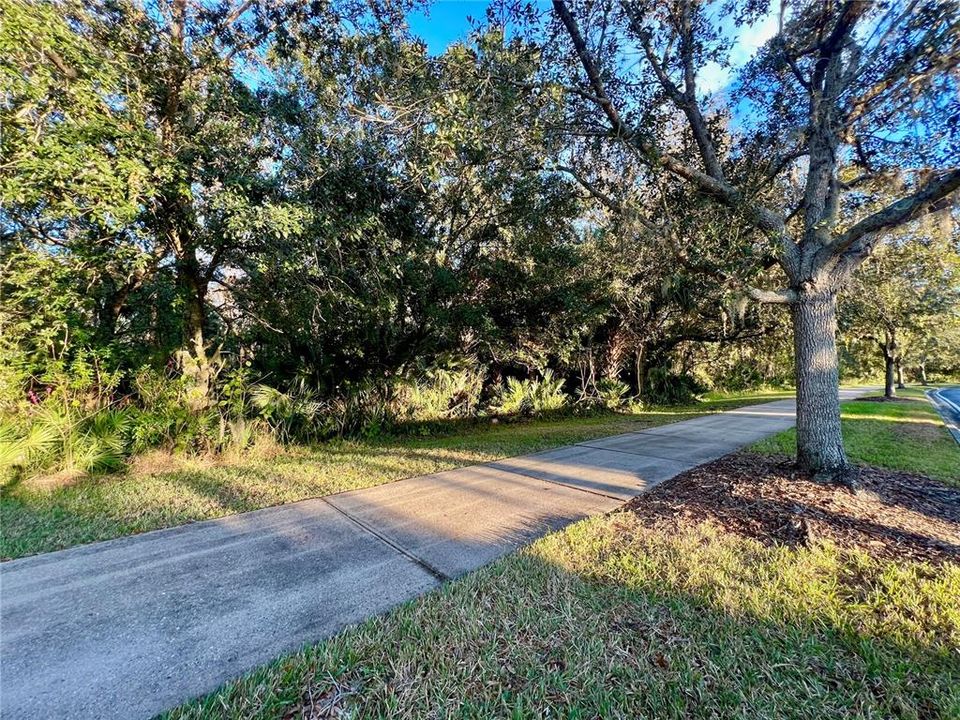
[1,388,870,719]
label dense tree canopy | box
[1,0,958,478]
[841,226,960,396]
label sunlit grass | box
[165,517,960,720]
[0,390,791,559]
[753,386,959,485]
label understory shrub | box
[0,403,135,479]
[2,343,774,484]
[489,370,569,416]
[576,376,632,410]
[643,367,707,405]
[595,377,631,409]
[0,353,135,479]
[0,353,270,482]
[394,364,485,422]
[250,379,323,443]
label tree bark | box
[792,292,847,475]
[919,359,928,385]
[879,326,897,398]
[176,252,208,363]
[883,353,896,398]
[895,359,905,388]
[96,291,122,345]
[633,346,647,396]
[173,252,215,411]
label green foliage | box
[0,0,154,228]
[0,353,272,481]
[644,367,708,405]
[250,381,323,444]
[840,231,960,384]
[395,363,486,422]
[490,370,569,416]
[595,377,631,409]
[0,390,792,558]
[0,420,58,475]
[4,0,958,480]
[0,404,132,479]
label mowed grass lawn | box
[753,386,960,485]
[166,387,960,720]
[0,390,792,559]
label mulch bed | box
[624,452,960,564]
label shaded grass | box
[165,518,960,720]
[752,386,960,485]
[0,389,791,559]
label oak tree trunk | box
[884,353,896,399]
[895,360,905,389]
[792,292,847,474]
[175,250,208,364]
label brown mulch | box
[624,452,960,564]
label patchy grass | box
[0,389,791,559]
[165,517,960,720]
[162,384,960,720]
[753,386,960,485]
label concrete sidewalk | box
[0,388,868,719]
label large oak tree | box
[543,0,960,478]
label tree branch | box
[555,165,624,214]
[552,0,795,268]
[831,168,960,255]
[625,2,725,181]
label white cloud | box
[698,8,780,95]
[698,61,731,94]
[730,12,780,66]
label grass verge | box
[752,386,959,485]
[1,389,791,559]
[166,517,959,720]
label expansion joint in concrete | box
[320,498,451,583]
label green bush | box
[489,370,569,416]
[395,365,485,422]
[324,382,398,439]
[0,354,271,481]
[0,352,135,479]
[251,379,323,443]
[643,367,707,405]
[596,377,631,409]
[0,404,136,479]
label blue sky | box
[406,1,779,94]
[407,1,492,54]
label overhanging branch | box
[551,0,796,268]
[830,167,960,255]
